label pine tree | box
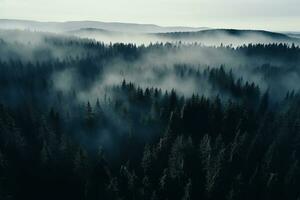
[85,101,95,131]
[142,144,153,174]
[74,147,89,179]
[182,178,192,200]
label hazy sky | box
[1,0,299,31]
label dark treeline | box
[0,33,300,200]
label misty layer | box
[1,29,300,200]
[1,30,300,102]
[66,28,300,46]
[0,30,298,153]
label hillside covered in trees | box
[0,30,300,200]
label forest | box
[0,30,300,200]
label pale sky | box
[1,0,300,31]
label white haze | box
[51,43,299,104]
[66,29,298,46]
[0,29,299,103]
[1,0,300,31]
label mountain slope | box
[1,20,298,45]
[69,28,300,45]
[157,29,291,39]
[0,19,208,33]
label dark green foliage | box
[0,38,300,200]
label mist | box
[68,28,300,46]
[1,20,300,200]
[1,0,300,197]
[1,29,299,102]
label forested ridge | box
[0,32,300,200]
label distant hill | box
[1,20,299,45]
[157,29,290,40]
[286,33,300,39]
[0,19,208,33]
[69,28,300,45]
[153,29,300,45]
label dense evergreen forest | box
[1,31,300,200]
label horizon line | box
[0,18,299,33]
